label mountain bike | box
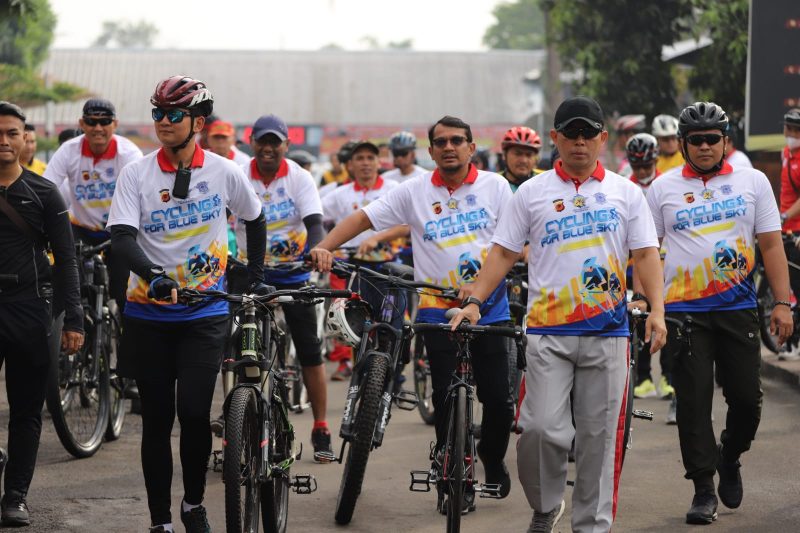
[755,234,800,353]
[410,316,526,533]
[45,240,128,458]
[330,260,458,525]
[181,285,350,533]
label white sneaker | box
[778,344,800,361]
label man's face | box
[657,135,679,156]
[504,145,539,178]
[550,120,608,174]
[784,124,800,140]
[428,124,475,173]
[681,128,727,173]
[0,116,25,167]
[251,133,288,174]
[350,147,380,184]
[392,148,415,172]
[79,114,118,155]
[207,133,234,158]
[631,162,656,181]
[154,108,203,149]
[21,129,36,163]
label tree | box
[358,36,413,50]
[92,20,159,49]
[483,0,545,50]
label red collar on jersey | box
[353,176,384,192]
[431,164,478,193]
[157,144,205,173]
[250,158,289,184]
[681,160,733,179]
[555,160,605,184]
[227,149,235,160]
[81,137,118,165]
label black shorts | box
[118,314,229,379]
[274,282,323,367]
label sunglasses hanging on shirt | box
[173,163,191,199]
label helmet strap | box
[171,115,197,154]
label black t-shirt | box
[0,168,82,332]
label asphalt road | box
[1,359,799,532]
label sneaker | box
[527,500,565,532]
[0,495,30,527]
[210,415,224,438]
[659,375,675,399]
[331,361,353,382]
[149,526,173,533]
[311,427,335,463]
[633,378,657,399]
[778,346,800,361]
[478,449,511,498]
[180,503,211,533]
[686,492,718,524]
[716,444,743,509]
[666,396,677,425]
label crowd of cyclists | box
[0,72,799,533]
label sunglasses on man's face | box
[431,136,468,149]
[83,116,114,127]
[685,133,723,146]
[151,108,191,124]
[392,149,411,158]
[560,126,602,140]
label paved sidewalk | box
[761,347,800,391]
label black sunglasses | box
[83,117,113,127]
[685,133,723,146]
[152,108,191,124]
[392,149,411,158]
[560,126,602,140]
[431,136,468,148]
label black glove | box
[248,282,276,296]
[147,268,179,300]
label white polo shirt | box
[107,145,262,321]
[44,134,143,232]
[492,161,659,336]
[646,161,780,312]
[322,176,399,262]
[363,164,512,324]
[382,164,427,184]
[235,158,322,284]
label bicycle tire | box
[224,387,261,533]
[334,355,389,525]
[46,319,111,459]
[756,274,781,353]
[620,363,635,468]
[261,386,290,533]
[446,386,467,533]
[413,335,435,425]
[105,309,126,441]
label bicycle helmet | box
[651,114,679,137]
[388,131,417,152]
[325,298,371,347]
[501,126,542,151]
[614,115,646,134]
[287,149,317,168]
[677,101,729,136]
[625,133,659,165]
[151,75,214,153]
[337,140,359,164]
[784,108,800,127]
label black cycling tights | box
[137,367,218,526]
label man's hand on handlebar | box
[248,282,276,296]
[61,330,84,355]
[147,274,179,304]
[309,247,334,273]
[448,304,480,331]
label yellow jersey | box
[23,158,47,176]
[656,152,684,174]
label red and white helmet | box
[614,114,646,134]
[150,75,213,116]
[625,133,659,165]
[501,126,542,151]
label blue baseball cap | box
[251,114,288,142]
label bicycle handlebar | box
[330,259,459,299]
[177,287,355,306]
[629,308,689,329]
[77,240,111,258]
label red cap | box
[207,120,234,137]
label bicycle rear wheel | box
[105,308,127,441]
[224,387,261,533]
[756,274,781,353]
[620,361,635,468]
[261,384,291,533]
[413,335,435,425]
[46,323,111,458]
[445,386,467,533]
[334,355,389,525]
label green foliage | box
[0,64,87,106]
[483,0,545,49]
[359,36,414,50]
[92,20,159,49]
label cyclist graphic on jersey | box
[457,252,482,283]
[269,234,300,258]
[578,257,624,322]
[187,244,213,280]
[712,239,748,289]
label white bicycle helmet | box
[325,298,370,347]
[652,114,679,137]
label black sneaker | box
[0,495,30,527]
[180,504,211,533]
[311,427,335,463]
[478,450,511,498]
[527,500,565,532]
[717,444,743,509]
[685,492,718,525]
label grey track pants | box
[516,335,628,533]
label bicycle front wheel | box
[105,308,127,441]
[413,335,435,425]
[224,387,261,533]
[445,386,467,533]
[261,390,290,533]
[756,274,781,353]
[46,326,111,458]
[620,362,635,469]
[334,355,389,525]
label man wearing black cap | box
[44,98,143,313]
[447,97,667,532]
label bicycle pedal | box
[210,450,224,473]
[290,474,317,494]
[476,482,502,498]
[313,450,336,463]
[393,389,419,411]
[409,470,432,492]
[632,409,654,421]
[278,368,300,383]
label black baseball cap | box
[350,140,379,156]
[554,96,604,131]
[82,98,116,117]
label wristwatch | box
[461,296,483,309]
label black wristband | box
[461,296,483,309]
[631,292,650,308]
